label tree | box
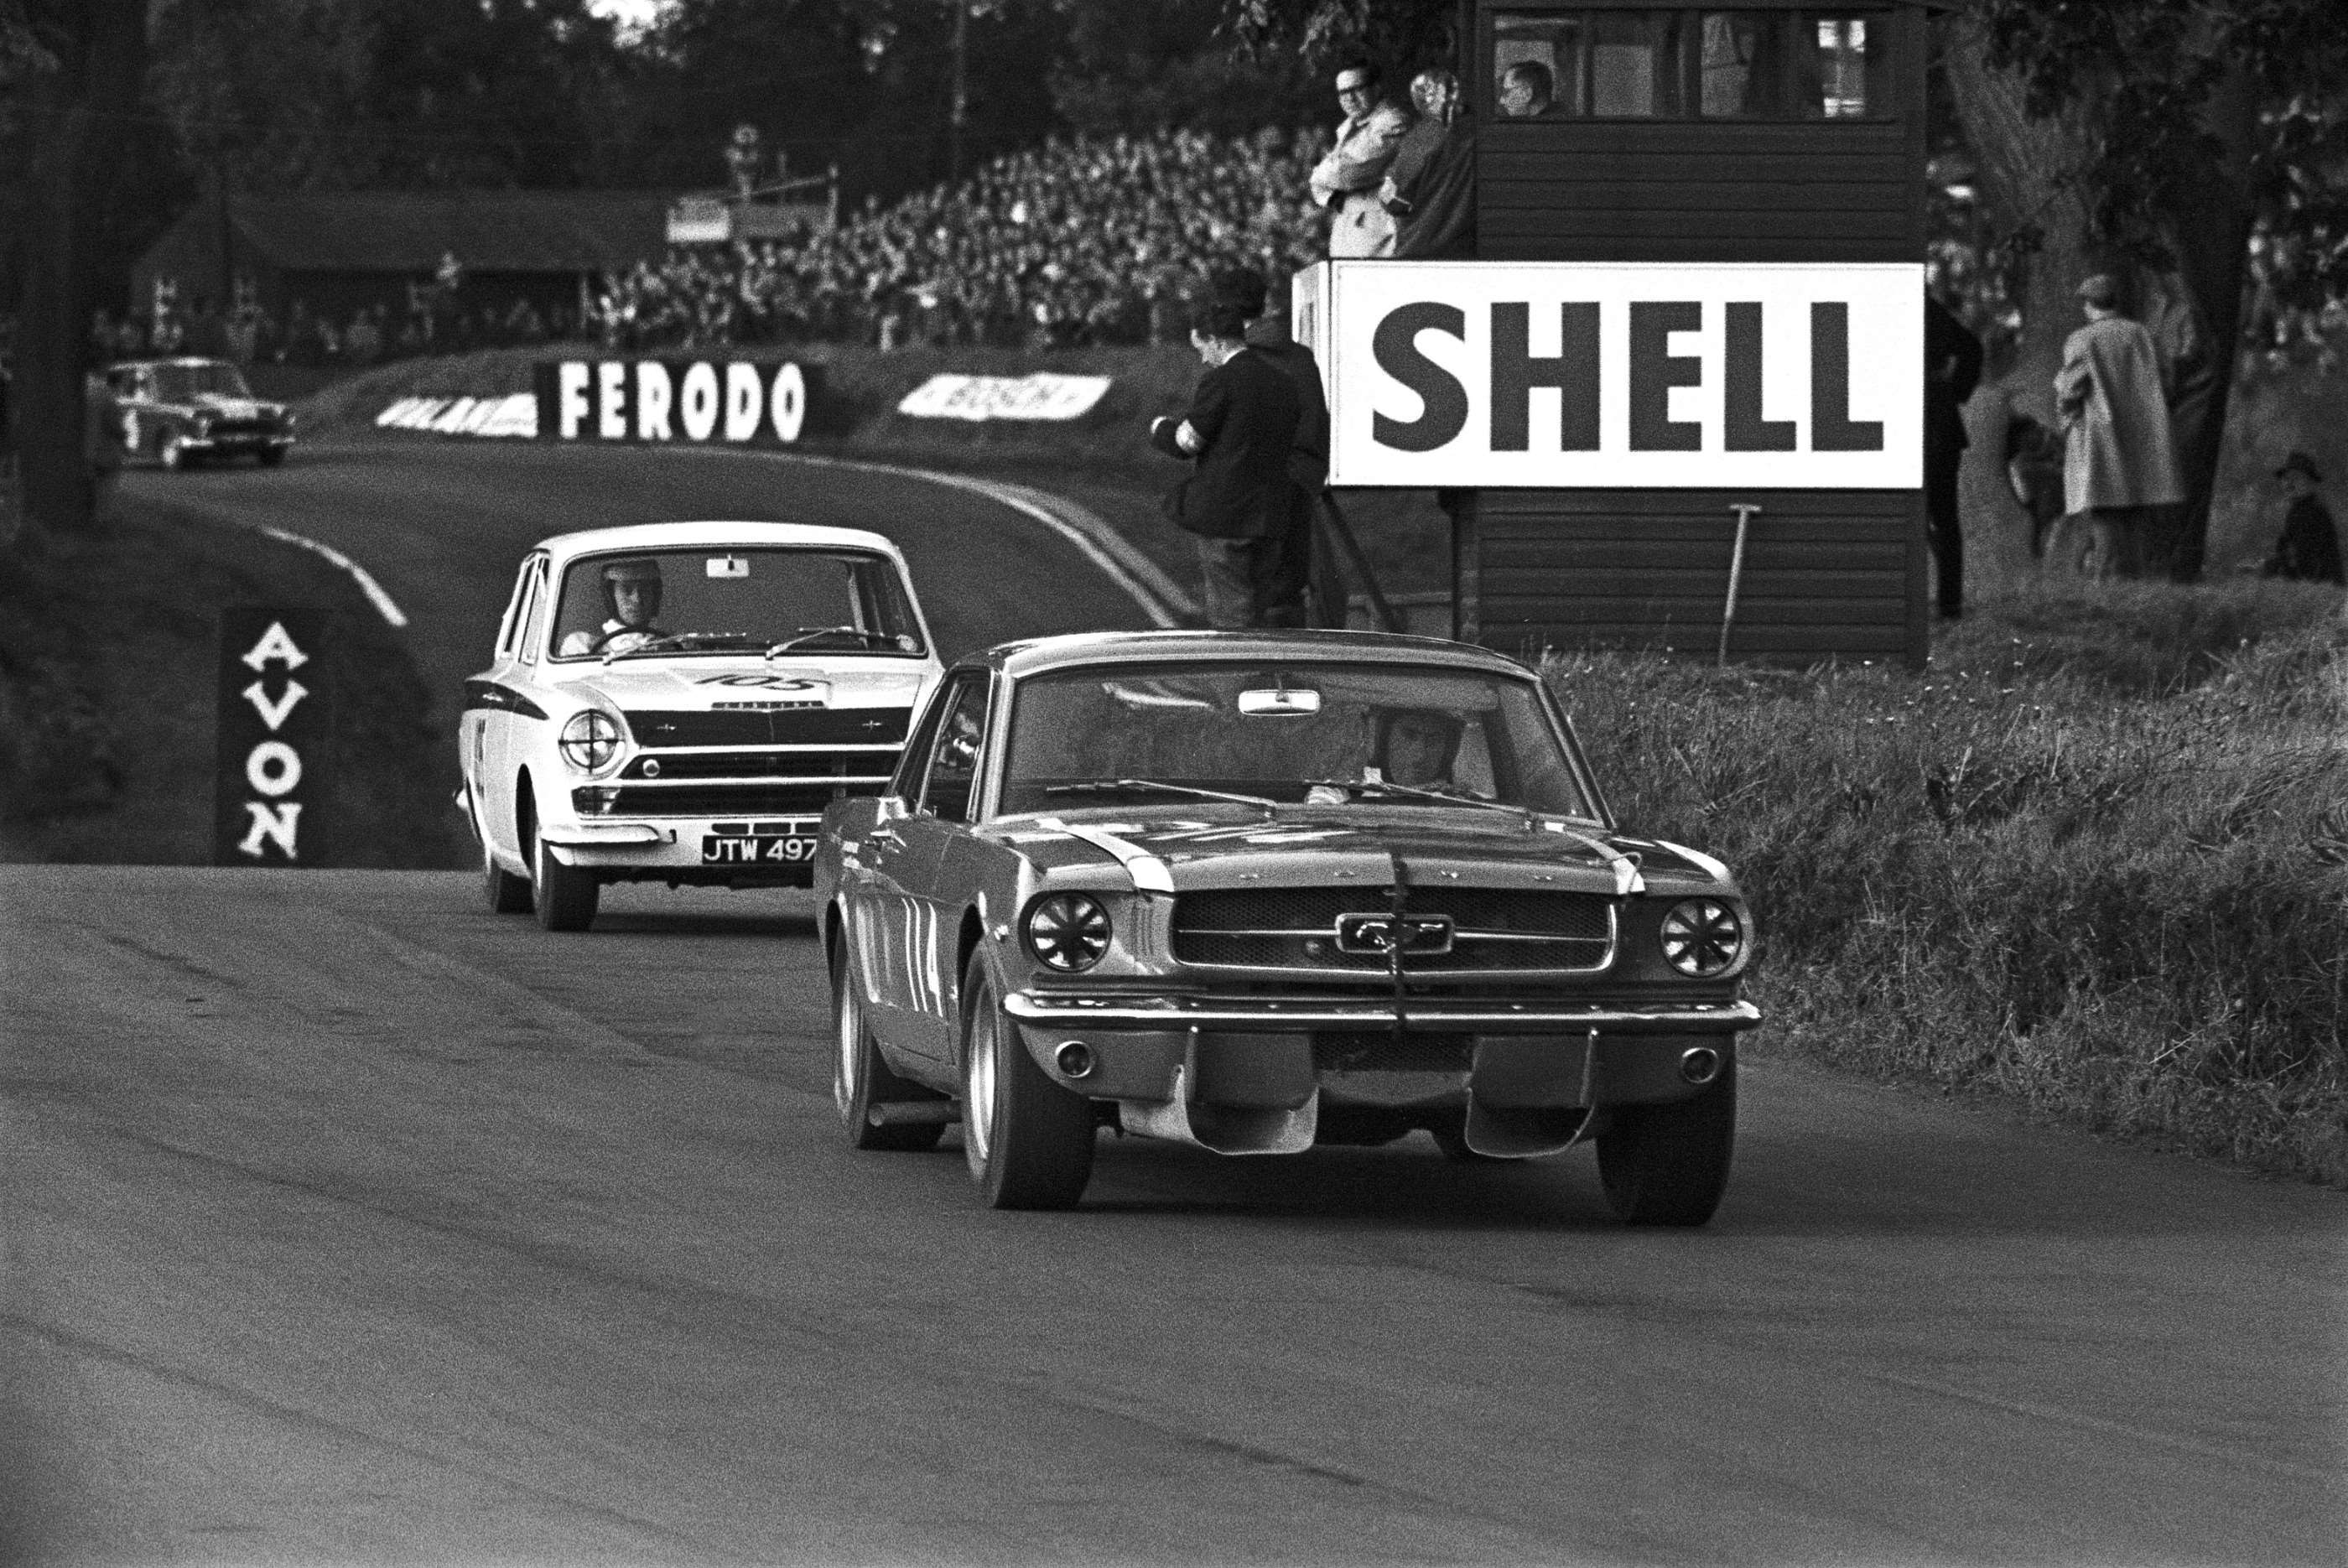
[5,0,148,546]
[1945,0,2348,581]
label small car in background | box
[461,521,945,932]
[104,357,296,468]
[816,630,1761,1225]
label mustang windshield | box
[548,548,926,661]
[150,361,254,401]
[1000,661,1596,819]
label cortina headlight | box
[1025,893,1112,973]
[558,709,624,775]
[1660,898,1745,978]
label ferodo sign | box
[216,609,330,866]
[1295,260,1922,489]
[533,359,820,446]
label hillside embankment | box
[1556,583,2348,1186]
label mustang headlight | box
[1660,898,1746,978]
[558,709,624,775]
[1025,892,1112,973]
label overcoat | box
[1309,101,1413,258]
[2056,315,2183,513]
[1160,349,1302,541]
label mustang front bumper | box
[1005,992,1760,1034]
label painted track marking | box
[251,523,410,628]
[677,446,1196,627]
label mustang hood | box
[1000,809,1734,897]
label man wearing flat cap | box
[2054,273,2182,578]
[2262,451,2344,584]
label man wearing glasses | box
[1307,60,1415,257]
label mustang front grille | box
[1171,886,1616,974]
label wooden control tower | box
[1307,1,1931,667]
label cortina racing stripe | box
[461,679,548,719]
[1036,818,1176,893]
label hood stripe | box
[1040,818,1175,893]
[1655,838,1732,885]
[1556,827,1644,896]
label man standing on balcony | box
[1308,60,1414,258]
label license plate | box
[701,834,818,864]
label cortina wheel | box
[481,809,532,915]
[831,934,944,1152]
[1595,1058,1737,1227]
[958,953,1094,1210]
[530,824,600,932]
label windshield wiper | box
[767,626,899,655]
[1301,777,1523,815]
[1042,778,1279,813]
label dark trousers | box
[1196,536,1285,629]
[1925,449,1963,618]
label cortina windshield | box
[549,548,927,661]
[1000,661,1597,820]
[150,362,255,402]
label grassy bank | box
[0,495,455,868]
[1554,580,2348,1186]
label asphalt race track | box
[3,442,2341,1565]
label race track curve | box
[1,439,2339,1565]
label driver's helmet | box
[600,556,663,619]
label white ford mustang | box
[460,521,945,930]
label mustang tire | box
[531,828,600,932]
[832,935,945,1152]
[958,953,1094,1209]
[256,447,286,468]
[1595,1060,1736,1227]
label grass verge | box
[1554,579,2348,1186]
[0,491,455,868]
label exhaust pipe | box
[1054,1041,1096,1079]
[1679,1046,1722,1086]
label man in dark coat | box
[1152,289,1304,628]
[2262,451,2344,585]
[1214,267,1347,626]
[1925,293,1983,618]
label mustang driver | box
[559,557,669,657]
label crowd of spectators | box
[80,126,1338,371]
[89,283,580,372]
[582,127,1335,352]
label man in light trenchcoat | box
[2054,273,2183,579]
[1307,62,1414,258]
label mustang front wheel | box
[1595,1060,1736,1227]
[958,953,1094,1209]
[531,828,600,932]
[832,935,945,1151]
